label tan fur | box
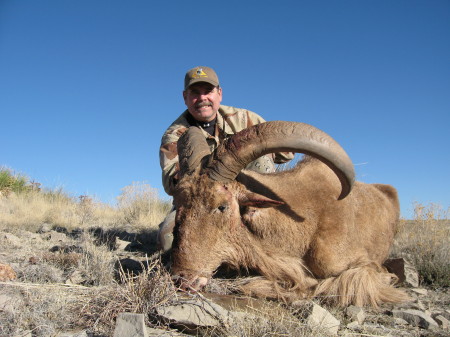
[171,157,410,307]
[313,263,408,307]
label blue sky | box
[1,0,449,218]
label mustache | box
[195,101,213,108]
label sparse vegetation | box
[116,182,172,227]
[392,202,450,287]
[0,168,448,336]
[0,177,171,233]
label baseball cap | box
[184,66,220,90]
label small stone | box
[346,321,360,329]
[116,237,131,251]
[411,299,427,311]
[156,299,226,328]
[394,317,409,325]
[345,305,366,324]
[392,309,438,329]
[384,257,419,287]
[114,313,148,337]
[38,223,53,233]
[306,304,340,336]
[411,288,428,296]
[434,315,449,330]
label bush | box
[0,168,30,195]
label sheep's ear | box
[238,191,284,208]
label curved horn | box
[206,121,355,199]
[177,127,211,176]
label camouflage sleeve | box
[159,141,180,196]
[160,124,189,196]
[245,110,294,164]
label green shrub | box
[0,168,30,195]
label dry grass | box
[0,181,171,233]
[392,202,450,287]
[78,258,177,335]
[0,259,174,336]
[1,240,174,336]
[116,182,172,228]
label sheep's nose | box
[173,274,208,291]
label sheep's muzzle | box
[172,273,209,292]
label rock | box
[413,299,427,311]
[0,263,17,281]
[38,223,53,233]
[392,309,439,329]
[53,226,69,234]
[2,232,22,246]
[407,298,427,311]
[346,321,360,329]
[156,296,269,334]
[69,228,84,239]
[306,303,340,336]
[156,298,231,329]
[116,237,131,251]
[384,257,419,287]
[442,310,450,319]
[434,315,449,330]
[411,288,428,296]
[345,305,366,324]
[394,317,409,325]
[114,313,148,337]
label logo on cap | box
[192,68,208,79]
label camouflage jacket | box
[159,105,294,195]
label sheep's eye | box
[218,205,227,212]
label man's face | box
[183,82,222,122]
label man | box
[158,66,293,251]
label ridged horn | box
[177,126,211,176]
[206,121,355,199]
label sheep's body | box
[171,122,409,307]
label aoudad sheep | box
[170,121,409,307]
